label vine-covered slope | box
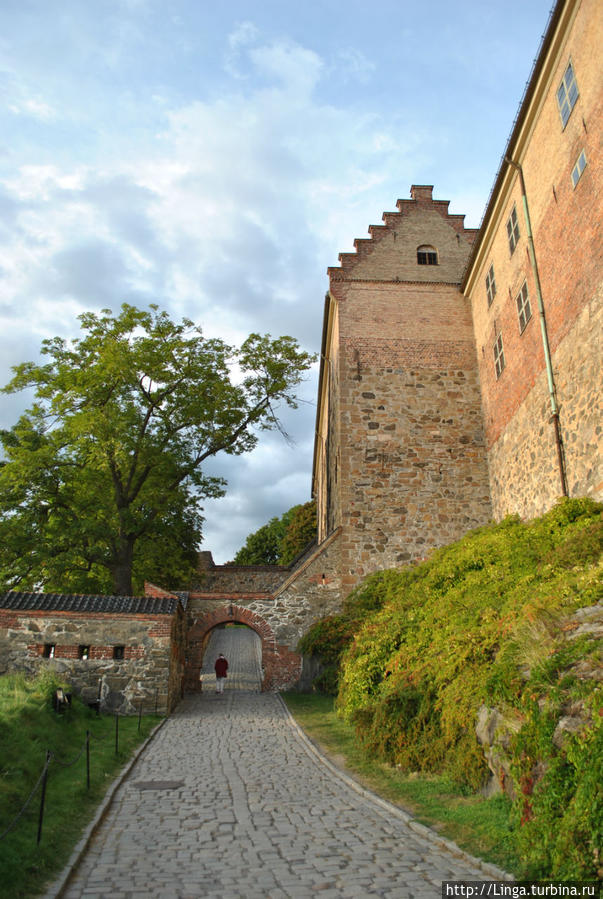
[299,498,602,878]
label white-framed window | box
[486,264,497,306]
[557,62,579,128]
[516,281,532,333]
[506,205,520,255]
[79,645,90,660]
[571,150,587,188]
[417,245,438,265]
[493,333,505,379]
[43,644,56,658]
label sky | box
[1,0,554,564]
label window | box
[78,645,90,660]
[43,644,55,659]
[571,150,587,188]
[485,264,497,306]
[516,281,532,333]
[557,62,579,128]
[417,245,438,265]
[506,206,520,255]
[493,333,505,379]
[113,645,125,660]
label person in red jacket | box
[214,654,228,694]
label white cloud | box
[224,21,260,79]
[9,97,57,121]
[333,48,376,84]
[0,23,429,561]
[249,40,324,96]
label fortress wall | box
[488,292,602,519]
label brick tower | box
[313,186,493,593]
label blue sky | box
[1,0,553,564]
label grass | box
[0,672,162,898]
[282,691,519,875]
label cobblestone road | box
[61,629,504,899]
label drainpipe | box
[505,157,568,497]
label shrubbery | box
[299,498,602,878]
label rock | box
[475,705,522,798]
[552,715,586,748]
[567,603,603,639]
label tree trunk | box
[111,537,135,595]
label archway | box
[201,624,262,692]
[183,604,302,692]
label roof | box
[461,0,567,289]
[173,592,189,610]
[0,591,180,616]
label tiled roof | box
[173,592,189,610]
[0,591,179,616]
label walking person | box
[214,653,228,693]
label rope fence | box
[0,689,161,847]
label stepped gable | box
[328,185,478,284]
[0,590,180,616]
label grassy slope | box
[298,498,603,880]
[0,672,161,898]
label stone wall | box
[192,552,290,593]
[337,349,492,587]
[0,607,184,714]
[488,293,602,518]
[315,187,493,595]
[465,0,601,516]
[184,531,343,691]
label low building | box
[0,591,187,714]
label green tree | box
[231,500,316,565]
[280,500,317,564]
[231,515,287,565]
[0,304,315,595]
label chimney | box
[410,185,434,203]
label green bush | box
[509,653,602,878]
[297,570,398,693]
[299,498,602,878]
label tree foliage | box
[0,304,315,595]
[231,500,316,565]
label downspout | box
[505,157,568,497]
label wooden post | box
[37,751,51,845]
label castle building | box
[313,185,493,591]
[462,0,601,521]
[312,0,601,595]
[1,0,599,697]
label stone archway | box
[183,604,302,692]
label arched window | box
[417,245,438,265]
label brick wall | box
[466,0,602,516]
[319,187,492,594]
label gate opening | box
[200,623,263,693]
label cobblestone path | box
[61,629,502,899]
